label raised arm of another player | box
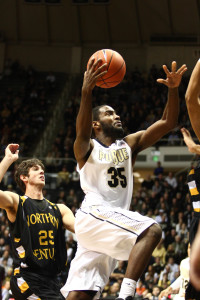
[185,59,200,141]
[57,204,75,233]
[181,127,200,154]
[125,61,187,156]
[74,59,107,168]
[0,144,19,219]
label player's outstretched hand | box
[5,144,19,162]
[82,58,107,92]
[181,127,200,154]
[158,287,172,300]
[157,61,187,88]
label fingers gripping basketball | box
[87,49,126,88]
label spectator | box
[158,265,173,288]
[152,239,166,265]
[57,165,70,188]
[1,280,11,300]
[154,162,164,177]
[136,279,146,297]
[172,235,187,263]
[110,261,126,284]
[151,285,161,300]
[0,265,5,300]
[107,282,120,298]
[142,175,154,190]
[166,256,179,281]
[153,257,164,275]
[165,172,177,189]
[71,166,80,190]
[168,129,179,145]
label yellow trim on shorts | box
[194,208,200,212]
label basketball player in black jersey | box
[0,143,75,300]
[181,58,200,299]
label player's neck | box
[25,185,44,200]
[95,134,116,147]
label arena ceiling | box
[0,0,200,47]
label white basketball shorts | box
[61,205,157,299]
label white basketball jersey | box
[179,257,189,297]
[172,257,189,299]
[78,139,133,209]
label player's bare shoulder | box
[124,130,145,153]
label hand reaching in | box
[157,61,187,88]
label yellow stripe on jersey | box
[188,180,199,195]
[190,187,199,196]
[194,208,200,212]
[16,245,26,258]
[17,277,29,293]
[14,267,20,275]
[19,252,25,258]
[46,199,57,209]
[189,169,195,175]
[14,238,20,243]
[20,196,27,206]
[19,282,29,293]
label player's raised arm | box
[185,59,200,141]
[74,58,107,165]
[125,61,187,154]
[0,144,19,215]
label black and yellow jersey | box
[187,164,200,213]
[9,196,67,276]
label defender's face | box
[27,165,45,187]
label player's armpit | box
[0,191,18,210]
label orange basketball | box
[87,49,126,88]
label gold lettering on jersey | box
[33,248,55,260]
[99,148,129,165]
[27,213,59,229]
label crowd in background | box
[0,59,67,157]
[0,60,196,299]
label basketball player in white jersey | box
[61,59,187,300]
[158,244,190,300]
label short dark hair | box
[15,158,45,193]
[92,105,105,121]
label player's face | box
[98,106,124,138]
[27,165,45,187]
